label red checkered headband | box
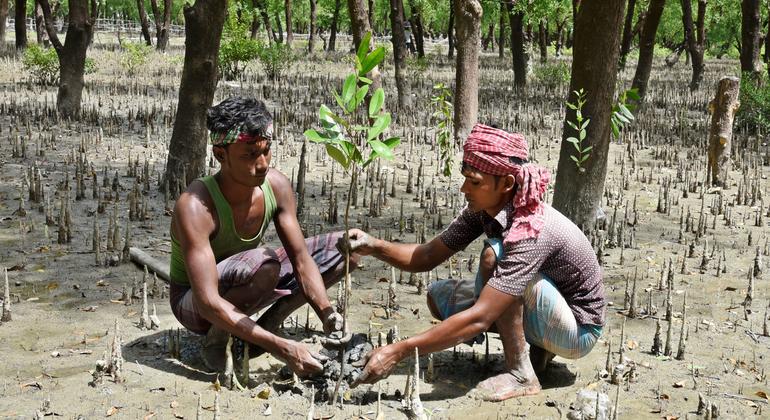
[462,123,551,244]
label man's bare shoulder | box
[172,180,217,237]
[266,168,293,200]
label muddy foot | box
[201,327,229,372]
[473,370,542,402]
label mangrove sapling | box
[304,31,400,403]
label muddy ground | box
[0,36,769,419]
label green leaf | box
[383,137,401,148]
[359,76,373,85]
[339,140,363,164]
[325,144,349,170]
[567,121,578,131]
[342,74,357,104]
[566,102,577,110]
[576,110,582,120]
[611,120,620,138]
[614,112,630,124]
[357,32,372,62]
[579,130,586,141]
[303,129,326,143]
[619,104,634,121]
[360,47,385,75]
[368,113,391,141]
[333,91,346,111]
[368,140,394,160]
[581,153,591,162]
[580,119,590,130]
[369,88,385,117]
[582,146,593,154]
[353,85,370,109]
[625,88,640,101]
[566,137,580,152]
[570,155,579,163]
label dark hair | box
[206,96,272,139]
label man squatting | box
[346,123,606,401]
[168,97,359,375]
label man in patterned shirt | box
[343,123,605,401]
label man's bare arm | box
[344,229,456,273]
[270,171,334,321]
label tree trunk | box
[389,0,412,109]
[408,0,425,57]
[0,0,7,44]
[14,0,26,49]
[630,0,665,102]
[309,0,317,52]
[538,19,547,63]
[35,0,49,47]
[498,1,505,58]
[39,0,92,119]
[285,0,293,46]
[328,0,340,51]
[253,0,274,45]
[482,22,494,50]
[765,9,769,72]
[618,0,636,68]
[136,0,153,46]
[506,4,527,89]
[740,0,762,76]
[250,13,260,39]
[555,19,565,57]
[453,0,482,144]
[165,0,227,195]
[275,12,284,43]
[368,0,374,30]
[552,0,625,230]
[707,77,740,188]
[447,0,455,59]
[151,0,172,51]
[682,0,706,91]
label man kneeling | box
[345,123,605,401]
[169,97,358,376]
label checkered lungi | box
[427,238,602,359]
[170,232,346,335]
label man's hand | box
[336,229,377,256]
[281,341,326,377]
[350,344,404,387]
[323,311,344,335]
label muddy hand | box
[283,341,325,377]
[350,345,400,387]
[323,311,344,335]
[336,229,376,256]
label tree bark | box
[555,18,565,57]
[447,0,455,59]
[498,1,505,58]
[328,0,341,51]
[285,0,293,46]
[165,0,227,194]
[707,77,740,187]
[552,0,625,230]
[389,0,412,109]
[506,3,527,89]
[39,0,93,119]
[14,0,26,49]
[538,19,547,63]
[253,0,274,45]
[250,13,260,39]
[454,0,482,145]
[309,0,317,52]
[34,0,49,47]
[682,0,706,91]
[136,0,153,46]
[151,0,172,51]
[368,0,374,30]
[0,0,7,45]
[740,0,762,76]
[618,0,636,69]
[482,22,494,51]
[630,0,665,102]
[275,12,284,43]
[408,0,425,57]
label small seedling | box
[565,89,592,173]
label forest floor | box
[0,37,769,419]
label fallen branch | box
[129,247,170,283]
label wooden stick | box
[129,247,170,282]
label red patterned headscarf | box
[462,123,550,244]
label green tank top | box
[169,175,277,286]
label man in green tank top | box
[169,97,358,377]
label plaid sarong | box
[427,238,601,359]
[170,232,345,334]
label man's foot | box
[201,327,230,372]
[473,369,542,402]
[529,345,556,374]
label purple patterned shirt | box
[439,203,605,326]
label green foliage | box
[737,73,770,134]
[120,42,152,75]
[256,42,296,80]
[219,37,261,80]
[610,88,638,140]
[565,89,592,173]
[430,82,454,177]
[84,57,97,75]
[304,32,399,171]
[22,44,59,86]
[533,62,570,86]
